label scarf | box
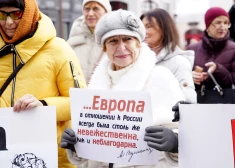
[0,0,40,44]
[202,30,229,54]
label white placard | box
[0,106,58,167]
[70,88,158,165]
[179,104,235,168]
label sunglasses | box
[0,10,23,20]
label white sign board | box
[179,104,235,168]
[70,88,158,165]
[0,106,58,167]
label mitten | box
[172,100,191,122]
[144,126,178,153]
[60,128,77,152]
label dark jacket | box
[187,31,235,90]
[229,4,235,41]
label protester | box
[67,0,111,83]
[0,0,86,167]
[187,7,235,91]
[61,9,185,168]
[140,8,196,103]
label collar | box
[202,30,229,53]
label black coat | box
[229,4,235,41]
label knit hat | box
[82,0,112,12]
[95,9,146,45]
[205,7,230,29]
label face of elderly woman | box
[83,2,106,30]
[0,7,22,38]
[207,15,230,39]
[105,35,140,70]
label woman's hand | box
[13,94,43,112]
[60,128,77,152]
[144,126,178,153]
[192,71,204,85]
[205,62,217,74]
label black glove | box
[60,128,77,152]
[172,101,191,122]
[144,126,178,153]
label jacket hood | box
[67,16,92,47]
[0,12,56,64]
[156,46,195,67]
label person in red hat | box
[187,7,235,95]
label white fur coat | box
[67,16,103,82]
[67,44,185,168]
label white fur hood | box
[67,16,92,47]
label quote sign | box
[70,88,158,165]
[179,104,235,168]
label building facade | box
[36,0,174,39]
[36,0,233,45]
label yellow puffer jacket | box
[0,13,86,168]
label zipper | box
[10,44,24,106]
[11,45,16,106]
[69,61,79,88]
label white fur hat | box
[82,0,112,13]
[95,9,146,45]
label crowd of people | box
[0,0,235,167]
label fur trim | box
[67,16,92,46]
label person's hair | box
[140,8,180,52]
[0,0,25,10]
[103,37,141,51]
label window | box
[142,0,158,13]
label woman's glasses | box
[0,10,23,20]
[211,21,231,29]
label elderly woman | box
[0,0,86,168]
[61,10,185,168]
[67,0,111,83]
[187,7,235,92]
[140,8,196,103]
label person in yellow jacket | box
[0,0,86,168]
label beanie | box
[205,7,230,29]
[95,9,146,45]
[82,0,112,12]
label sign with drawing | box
[70,88,158,165]
[179,104,235,168]
[0,117,9,151]
[0,107,57,167]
